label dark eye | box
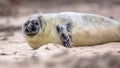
[34,22,39,25]
[32,20,39,25]
[24,23,27,26]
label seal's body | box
[23,12,120,49]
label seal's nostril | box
[25,26,32,32]
[31,25,35,31]
[28,26,32,32]
[32,27,37,31]
[25,28,28,32]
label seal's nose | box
[25,23,37,33]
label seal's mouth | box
[25,31,38,36]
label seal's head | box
[23,15,44,37]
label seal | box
[22,12,120,49]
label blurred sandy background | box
[0,0,120,68]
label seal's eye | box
[32,20,39,26]
[24,23,28,26]
[34,22,39,25]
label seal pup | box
[22,12,120,49]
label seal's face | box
[23,19,41,37]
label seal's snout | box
[24,20,40,36]
[25,23,36,33]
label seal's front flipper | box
[61,33,72,47]
[56,23,72,48]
